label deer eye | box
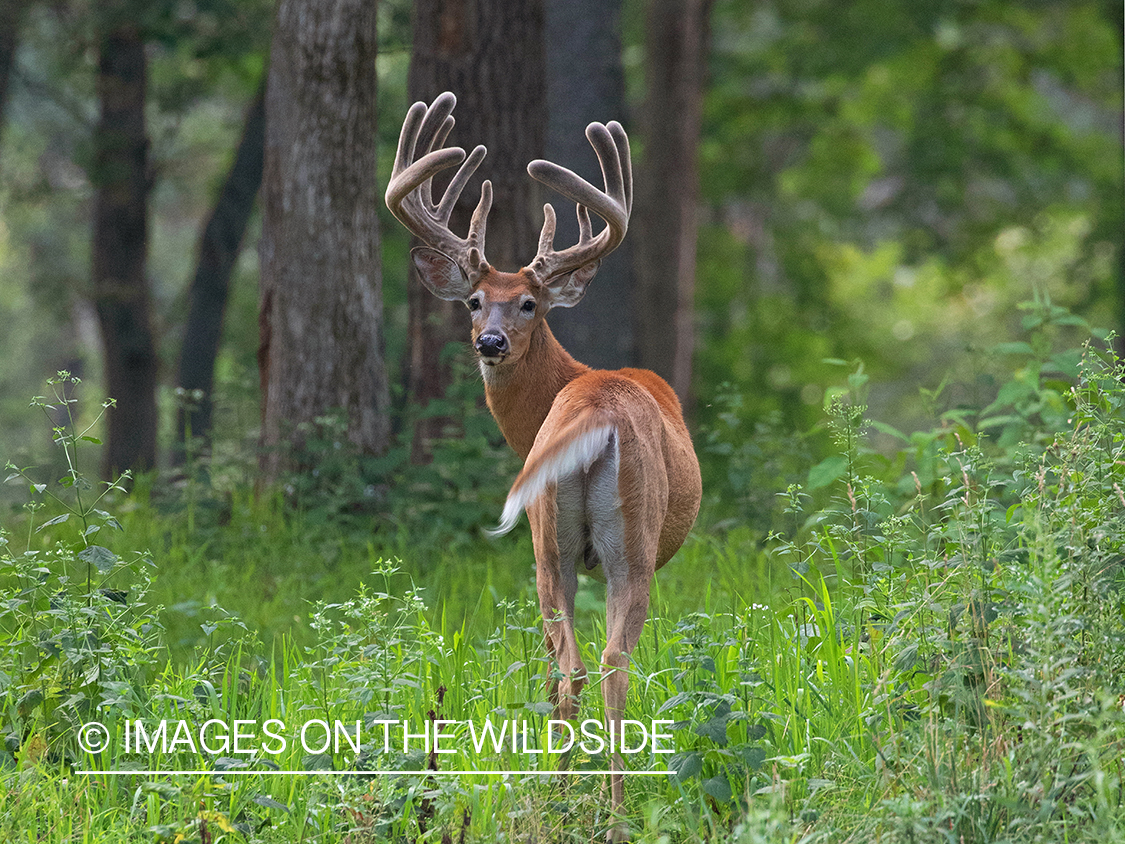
[468,297,481,312]
[521,299,536,314]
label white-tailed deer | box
[386,92,701,837]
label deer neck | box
[481,320,588,460]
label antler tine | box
[607,121,632,214]
[537,202,557,255]
[436,145,486,223]
[526,120,632,283]
[417,114,455,210]
[384,92,493,280]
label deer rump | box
[491,373,670,583]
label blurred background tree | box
[92,2,155,476]
[402,0,545,464]
[544,0,635,372]
[0,0,1118,501]
[634,0,712,404]
[173,79,264,465]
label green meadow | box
[4,314,1125,843]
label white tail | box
[488,422,615,538]
[388,93,701,842]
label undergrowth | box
[2,304,1124,842]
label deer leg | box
[586,444,657,842]
[528,491,587,720]
[599,569,653,841]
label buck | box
[385,92,701,836]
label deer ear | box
[412,247,473,302]
[544,261,600,310]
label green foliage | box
[0,374,163,769]
[5,329,1125,841]
[260,356,520,545]
[695,0,1121,455]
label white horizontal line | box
[75,769,673,777]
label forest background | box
[0,0,1119,494]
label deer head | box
[385,92,632,368]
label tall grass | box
[2,326,1124,842]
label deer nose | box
[475,333,508,357]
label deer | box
[385,92,701,838]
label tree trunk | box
[634,0,711,404]
[258,0,389,483]
[542,0,634,371]
[92,21,157,477]
[0,0,27,164]
[175,79,266,464]
[403,0,546,462]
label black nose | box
[475,333,508,356]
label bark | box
[258,0,391,481]
[543,0,634,371]
[634,0,712,404]
[258,0,390,482]
[404,0,546,462]
[92,22,157,477]
[175,79,266,463]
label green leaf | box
[78,545,118,574]
[807,455,848,490]
[1048,350,1083,377]
[251,794,291,813]
[668,750,703,781]
[94,510,123,531]
[695,707,732,746]
[80,436,102,445]
[301,753,334,771]
[869,421,909,442]
[893,643,920,672]
[702,774,733,803]
[36,513,71,531]
[657,692,693,714]
[17,689,44,718]
[739,745,767,770]
[141,781,183,801]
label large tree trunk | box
[542,0,634,371]
[92,20,157,477]
[634,0,711,404]
[258,0,389,483]
[403,0,546,462]
[175,79,266,464]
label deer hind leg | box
[528,486,587,720]
[599,567,653,841]
[586,438,657,841]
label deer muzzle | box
[475,332,509,363]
